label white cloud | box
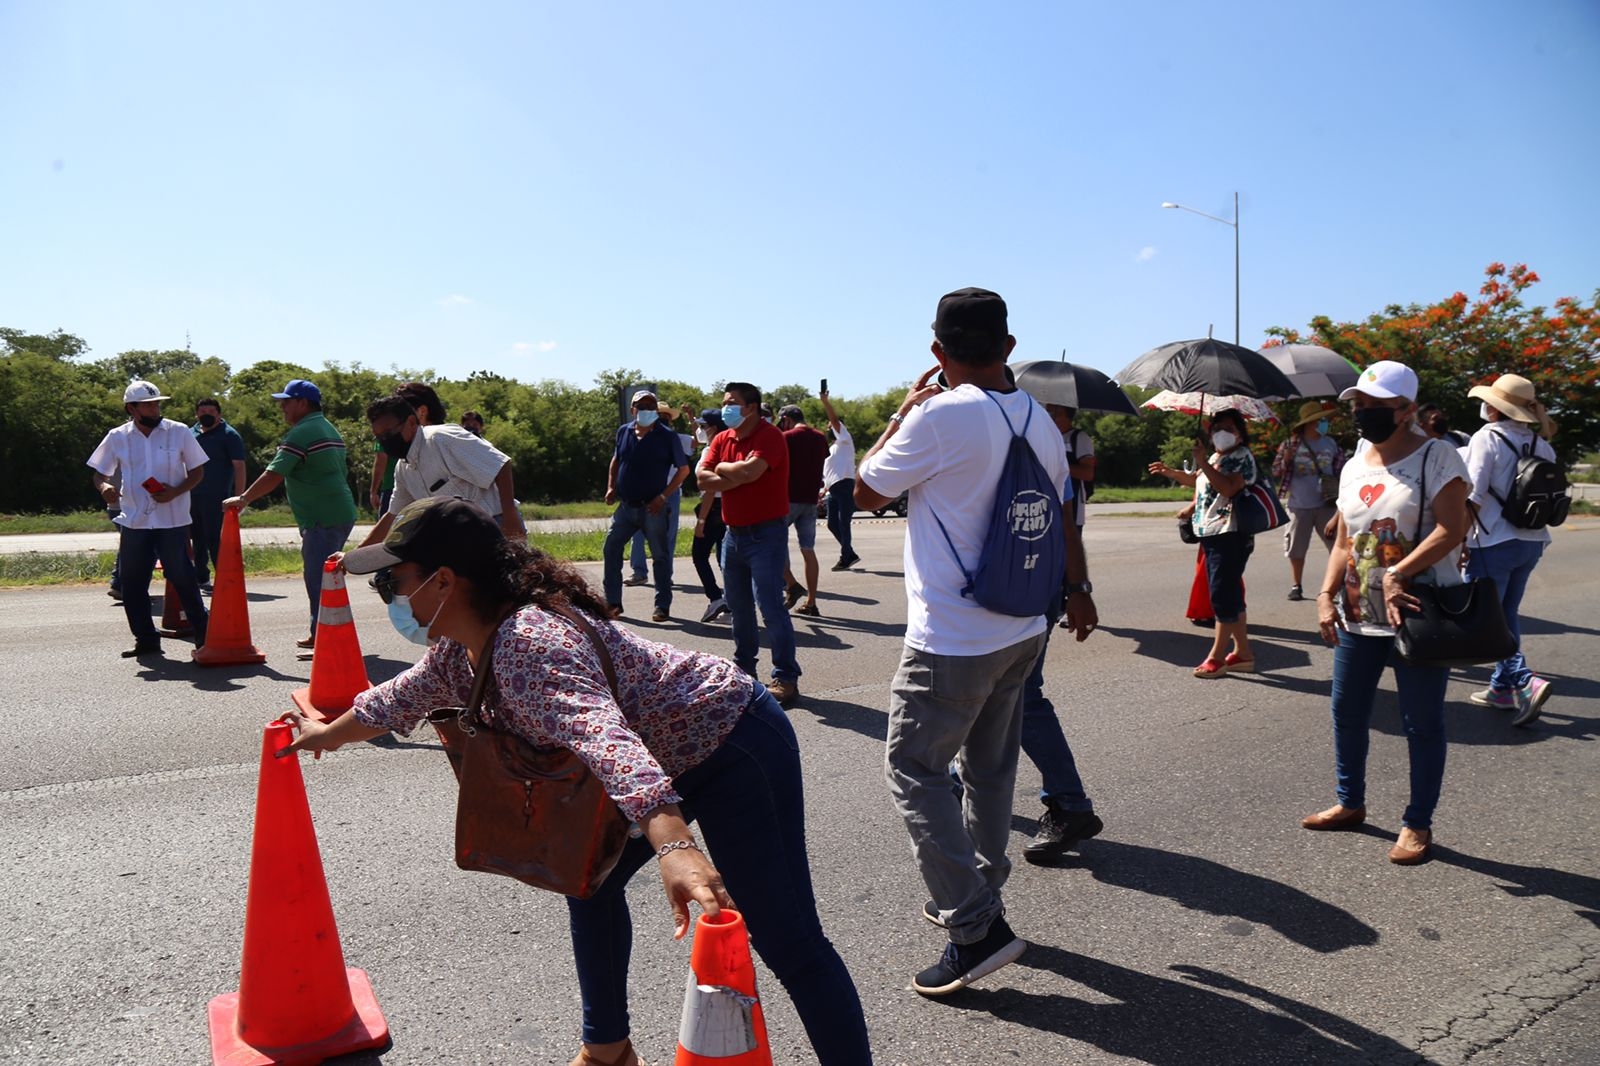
[1136,246,1158,263]
[512,340,558,353]
[438,294,475,308]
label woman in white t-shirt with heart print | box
[1302,361,1471,867]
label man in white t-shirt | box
[820,387,860,570]
[856,287,1098,998]
[87,380,211,658]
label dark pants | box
[826,479,855,558]
[566,690,872,1063]
[118,525,208,645]
[692,497,726,601]
[1021,608,1092,810]
[603,503,674,613]
[1200,531,1254,623]
[190,494,226,585]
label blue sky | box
[3,1,1596,397]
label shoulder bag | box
[1228,453,1289,536]
[428,602,633,898]
[1392,443,1517,669]
[1301,440,1341,503]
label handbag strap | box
[547,601,623,704]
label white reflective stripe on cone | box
[677,977,758,1056]
[317,604,354,627]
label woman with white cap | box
[1462,373,1559,726]
[1304,361,1470,865]
[1272,401,1346,602]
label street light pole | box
[1161,193,1241,345]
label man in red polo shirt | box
[698,382,801,707]
[777,403,830,616]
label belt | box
[725,517,785,532]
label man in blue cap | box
[224,379,358,648]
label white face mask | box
[1480,402,1494,422]
[695,426,708,445]
[1210,430,1238,451]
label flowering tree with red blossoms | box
[1266,263,1600,464]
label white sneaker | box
[700,597,727,623]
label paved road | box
[2,516,1597,1065]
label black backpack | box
[1488,428,1569,530]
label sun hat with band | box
[1338,361,1418,403]
[1288,400,1337,432]
[1468,373,1555,438]
[342,496,503,576]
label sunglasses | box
[370,568,402,604]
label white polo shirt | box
[822,423,856,488]
[87,419,210,530]
[389,424,511,517]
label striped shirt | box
[266,412,358,528]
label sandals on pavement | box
[1223,652,1255,673]
[1193,657,1228,679]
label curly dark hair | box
[465,539,610,621]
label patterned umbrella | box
[1258,344,1361,398]
[1142,391,1281,424]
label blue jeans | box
[301,523,354,629]
[631,488,683,578]
[1330,630,1448,830]
[190,494,226,585]
[1020,617,1093,811]
[605,503,674,612]
[118,525,208,644]
[1464,538,1545,692]
[566,691,872,1063]
[721,519,800,683]
[826,479,855,558]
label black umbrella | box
[1012,358,1140,416]
[1117,334,1301,400]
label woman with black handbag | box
[279,496,873,1066]
[1149,408,1259,679]
[1304,362,1471,866]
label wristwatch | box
[1065,580,1093,595]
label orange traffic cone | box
[674,910,772,1065]
[207,721,389,1065]
[291,561,372,723]
[194,509,266,666]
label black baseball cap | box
[777,404,804,421]
[932,287,1008,339]
[341,496,503,575]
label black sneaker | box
[120,639,162,659]
[1287,585,1304,602]
[832,553,861,572]
[1023,804,1103,865]
[921,900,947,928]
[784,583,805,610]
[912,917,1026,997]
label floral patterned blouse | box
[1191,446,1259,537]
[352,604,755,822]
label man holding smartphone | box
[87,380,210,658]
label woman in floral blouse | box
[281,496,872,1066]
[1149,409,1259,678]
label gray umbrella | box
[1257,344,1361,399]
[1012,359,1141,416]
[1116,335,1301,400]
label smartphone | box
[820,378,827,395]
[142,477,165,493]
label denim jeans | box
[721,519,800,682]
[691,497,725,601]
[118,525,208,644]
[1201,531,1253,623]
[301,523,354,628]
[605,502,674,613]
[566,691,872,1063]
[1020,618,1092,811]
[885,634,1044,945]
[190,494,227,585]
[1330,629,1448,830]
[826,479,855,558]
[629,487,681,577]
[1464,538,1546,692]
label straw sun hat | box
[1467,373,1555,438]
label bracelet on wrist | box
[656,838,700,860]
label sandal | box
[1223,652,1255,673]
[1193,657,1228,679]
[569,1041,641,1066]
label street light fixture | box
[1162,192,1240,345]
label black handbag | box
[1392,443,1517,668]
[1231,473,1290,536]
[428,601,632,898]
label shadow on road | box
[796,695,886,742]
[1429,843,1600,920]
[959,944,1412,1064]
[1519,613,1600,639]
[1036,839,1378,954]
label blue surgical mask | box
[635,409,658,427]
[387,570,444,646]
[1316,419,1330,435]
[720,404,746,429]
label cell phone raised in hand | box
[820,378,828,396]
[142,477,166,494]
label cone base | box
[289,686,352,724]
[193,644,268,667]
[208,967,389,1066]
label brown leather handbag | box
[428,602,633,899]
